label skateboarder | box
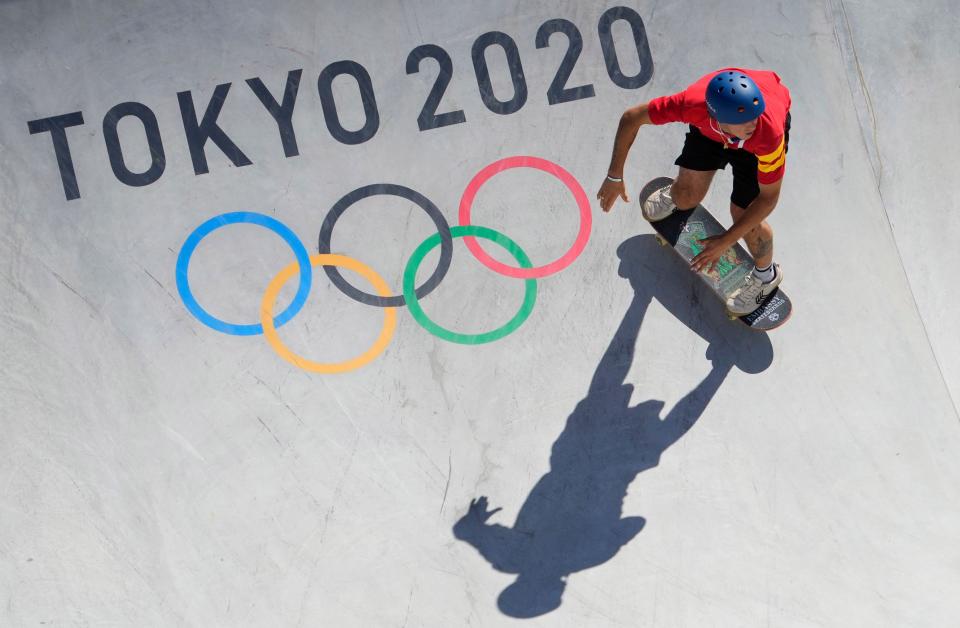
[597,68,792,315]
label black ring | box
[318,183,453,307]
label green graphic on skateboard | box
[639,177,792,331]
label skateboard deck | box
[639,177,792,331]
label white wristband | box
[606,175,623,183]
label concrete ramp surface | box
[1,1,958,626]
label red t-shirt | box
[647,68,792,184]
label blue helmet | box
[705,71,765,124]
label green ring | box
[402,225,537,344]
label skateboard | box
[639,177,792,331]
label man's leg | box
[661,125,725,215]
[729,202,774,269]
[642,166,716,221]
[725,199,781,314]
[724,149,782,314]
[671,167,716,210]
[643,126,725,222]
[727,148,775,270]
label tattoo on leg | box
[754,236,773,259]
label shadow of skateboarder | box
[453,235,773,618]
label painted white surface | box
[1,1,957,626]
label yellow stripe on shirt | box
[757,137,785,164]
[758,153,787,173]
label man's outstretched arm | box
[597,102,652,212]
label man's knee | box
[672,171,713,208]
[739,218,774,242]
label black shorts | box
[675,112,791,209]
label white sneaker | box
[726,264,784,315]
[641,185,676,222]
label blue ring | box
[175,212,312,336]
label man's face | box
[719,118,758,139]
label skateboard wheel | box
[726,313,738,321]
[655,236,667,247]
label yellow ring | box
[260,254,397,373]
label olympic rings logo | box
[175,156,591,374]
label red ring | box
[458,156,592,279]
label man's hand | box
[690,234,734,273]
[597,178,629,213]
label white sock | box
[753,263,776,283]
